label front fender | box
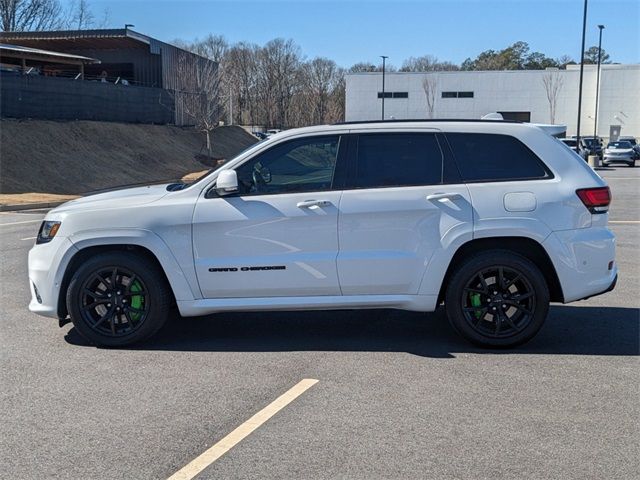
[68,228,199,301]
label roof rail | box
[332,118,522,125]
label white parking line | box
[167,378,319,480]
[21,237,37,241]
[0,219,42,226]
[609,220,640,224]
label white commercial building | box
[345,64,640,138]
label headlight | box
[36,221,61,244]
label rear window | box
[352,133,443,189]
[446,133,550,182]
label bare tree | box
[172,52,225,160]
[257,38,301,128]
[301,57,341,125]
[1,0,63,31]
[65,0,93,29]
[422,74,438,119]
[226,42,260,126]
[64,0,109,29]
[542,71,564,124]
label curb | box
[0,201,67,212]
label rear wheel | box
[445,251,550,348]
[66,251,171,347]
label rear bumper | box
[574,273,617,302]
[543,227,617,303]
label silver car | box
[603,141,638,167]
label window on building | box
[442,91,474,98]
[446,133,551,182]
[377,91,409,99]
[351,133,443,189]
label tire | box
[445,250,550,348]
[66,251,171,347]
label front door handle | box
[297,199,331,208]
[426,192,463,202]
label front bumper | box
[28,237,79,318]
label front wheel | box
[445,251,550,348]
[66,251,171,347]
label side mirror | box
[215,170,238,196]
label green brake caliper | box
[129,280,144,322]
[469,293,482,319]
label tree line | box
[177,35,611,129]
[0,0,109,31]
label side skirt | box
[177,294,438,317]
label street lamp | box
[575,0,588,149]
[380,55,388,121]
[593,24,605,141]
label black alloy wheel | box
[461,266,536,339]
[66,251,171,347]
[79,266,149,337]
[445,250,550,348]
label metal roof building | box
[0,29,217,125]
[0,28,215,90]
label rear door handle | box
[426,192,462,202]
[297,199,331,208]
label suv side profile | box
[28,121,617,348]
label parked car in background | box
[603,140,638,167]
[618,136,640,156]
[254,131,268,140]
[265,129,282,137]
[560,138,586,159]
[580,136,604,159]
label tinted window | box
[352,133,443,189]
[234,136,340,195]
[447,133,549,182]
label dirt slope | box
[0,119,257,195]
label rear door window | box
[350,133,443,189]
[446,133,551,182]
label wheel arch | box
[437,236,564,304]
[57,234,196,318]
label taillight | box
[576,186,611,214]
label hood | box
[50,184,170,214]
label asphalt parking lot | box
[1,167,638,480]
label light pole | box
[380,55,388,121]
[575,0,588,151]
[593,24,605,141]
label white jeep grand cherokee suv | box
[28,120,617,348]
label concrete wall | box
[346,64,640,137]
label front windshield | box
[608,141,632,149]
